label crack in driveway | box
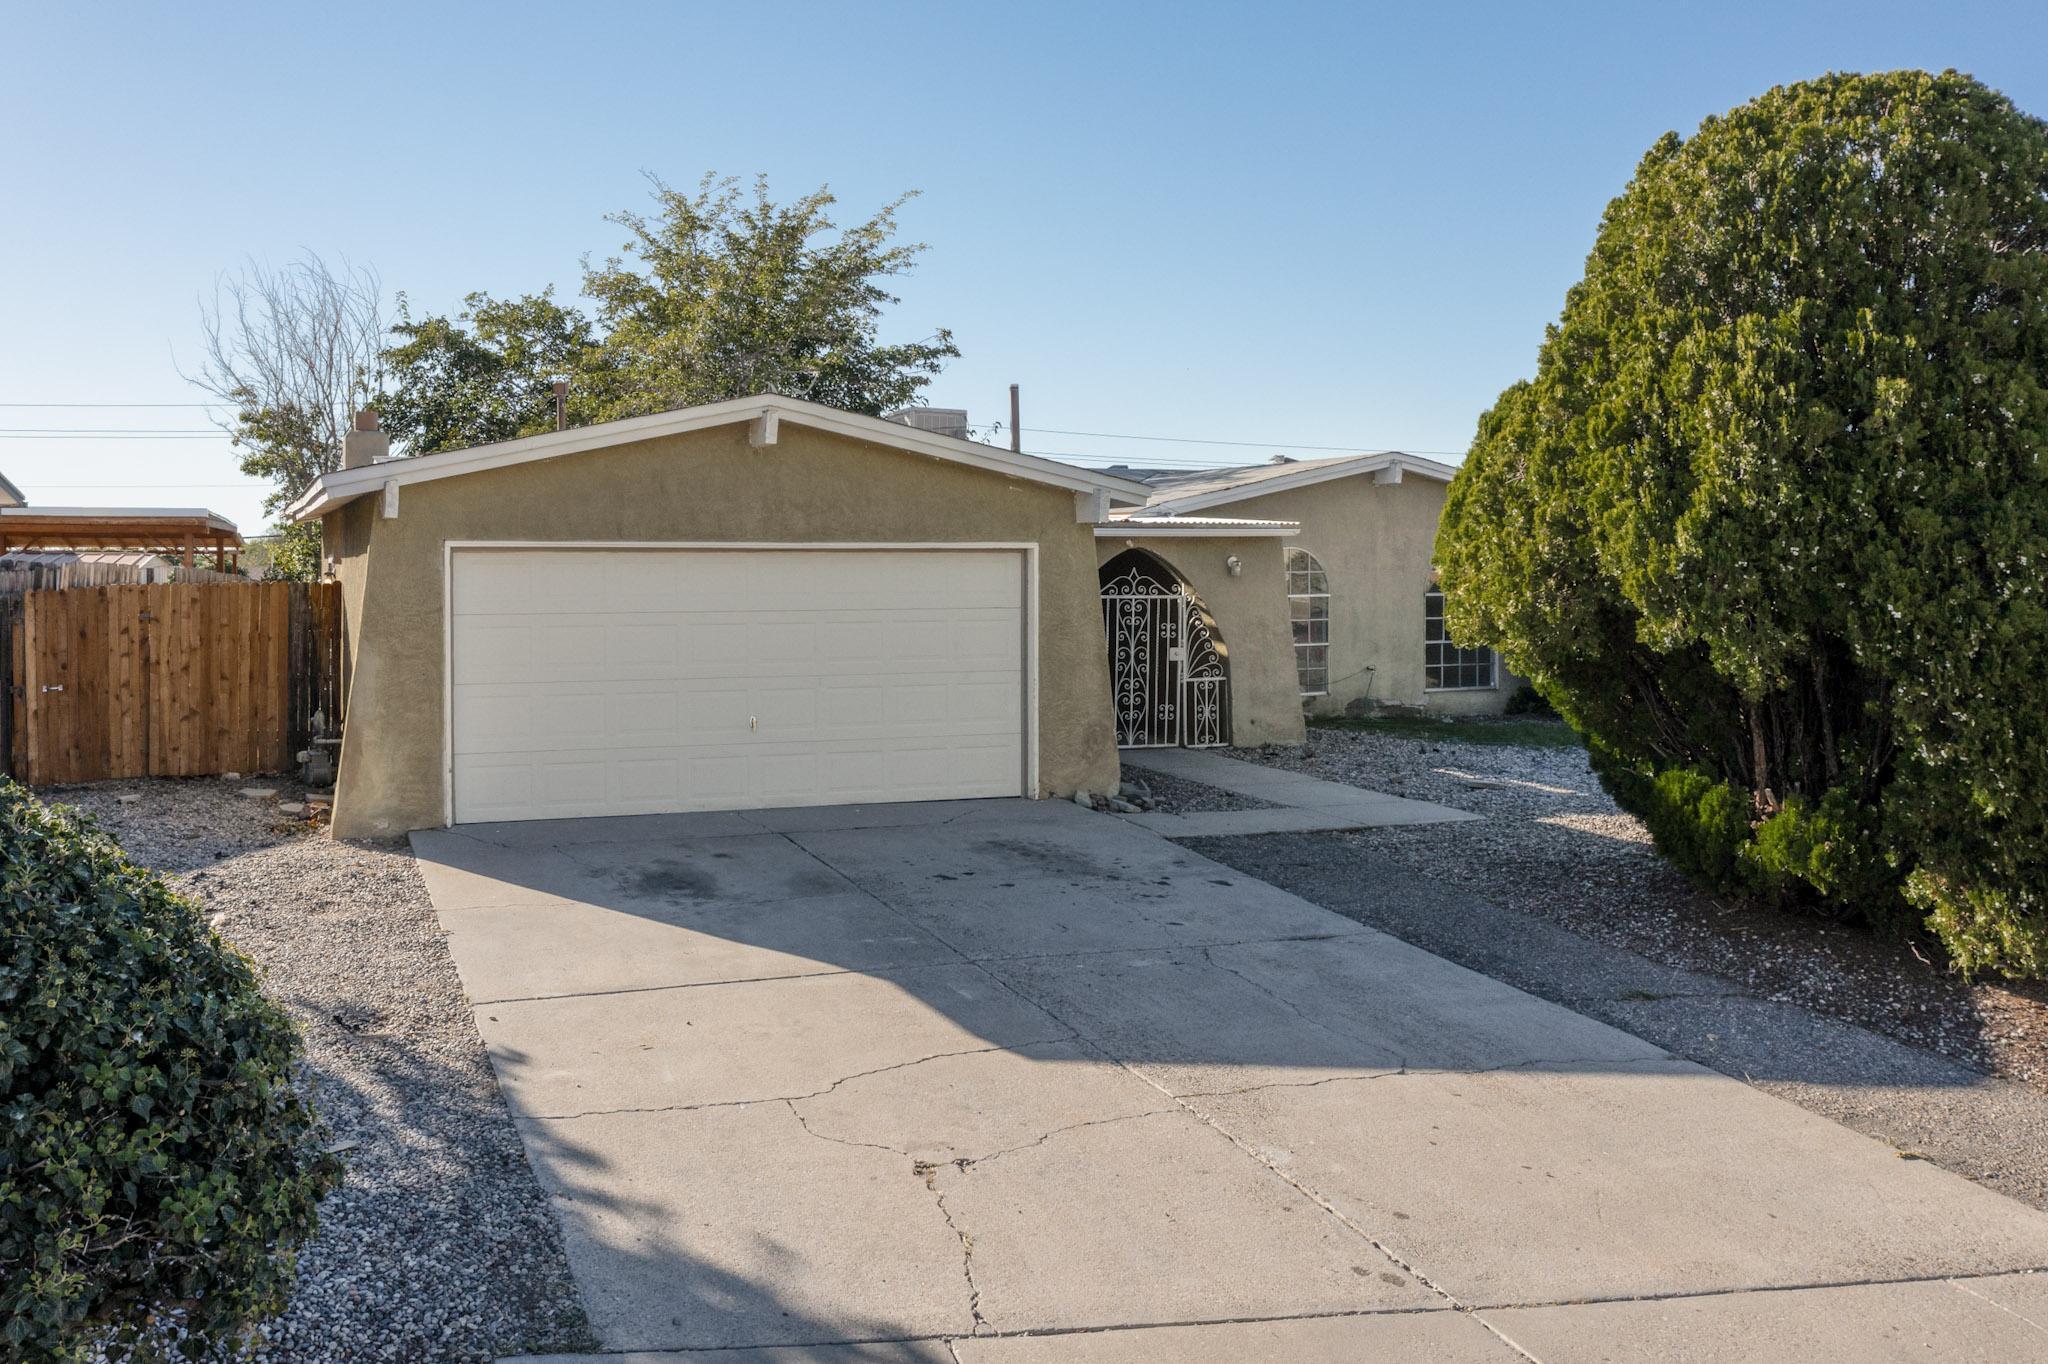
[918,1159,991,1336]
[517,1036,1076,1123]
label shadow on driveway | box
[410,797,2048,1359]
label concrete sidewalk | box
[1117,746,1479,835]
[410,798,2048,1361]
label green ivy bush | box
[0,779,338,1360]
[1436,70,2048,976]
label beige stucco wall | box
[1208,477,1516,717]
[319,422,1122,837]
[1094,534,1305,749]
[325,497,373,723]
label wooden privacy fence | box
[0,581,344,786]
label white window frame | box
[1287,547,1330,697]
[1424,585,1497,691]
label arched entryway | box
[1099,548,1232,748]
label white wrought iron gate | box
[1101,562,1228,748]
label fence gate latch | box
[41,684,63,693]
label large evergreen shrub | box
[1436,70,2048,976]
[0,780,338,1359]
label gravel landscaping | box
[1230,724,2048,1094]
[1128,768,1280,815]
[49,778,592,1364]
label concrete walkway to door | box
[409,798,2048,1361]
[1117,745,1478,835]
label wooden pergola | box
[0,507,245,570]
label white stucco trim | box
[292,395,1152,523]
[1137,451,1459,517]
[437,540,1042,828]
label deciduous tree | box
[381,175,957,456]
[185,254,386,577]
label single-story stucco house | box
[289,395,1504,837]
[1098,453,1519,723]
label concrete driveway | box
[410,798,2048,1361]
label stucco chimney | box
[341,409,389,470]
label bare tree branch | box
[181,252,386,505]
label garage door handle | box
[750,716,757,731]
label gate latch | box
[1166,647,1185,663]
[42,684,64,693]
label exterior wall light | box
[1225,554,1243,577]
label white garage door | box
[448,547,1030,823]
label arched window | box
[1425,586,1496,690]
[1287,548,1330,696]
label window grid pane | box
[1424,588,1497,690]
[1287,549,1332,696]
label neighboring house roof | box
[1096,514,1298,538]
[0,471,23,507]
[288,393,1155,523]
[1098,450,1460,518]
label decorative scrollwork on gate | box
[1181,600,1228,747]
[1099,555,1231,749]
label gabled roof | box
[1099,450,1459,518]
[288,393,1154,523]
[0,471,25,507]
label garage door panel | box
[951,617,1022,669]
[949,678,1027,726]
[816,684,888,730]
[679,685,754,739]
[610,552,748,610]
[684,621,752,674]
[450,549,1028,822]
[609,622,684,675]
[615,756,681,804]
[528,624,611,681]
[754,683,820,731]
[453,685,611,754]
[609,690,680,746]
[750,621,822,666]
[451,691,536,754]
[897,554,1019,608]
[452,620,535,679]
[679,751,754,806]
[455,753,614,822]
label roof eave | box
[1093,522,1298,538]
[290,395,1153,524]
[1138,451,1459,517]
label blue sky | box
[3,1,2044,535]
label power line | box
[0,433,228,440]
[23,482,267,489]
[1002,423,1466,458]
[1024,450,1256,469]
[0,428,220,435]
[0,401,223,408]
